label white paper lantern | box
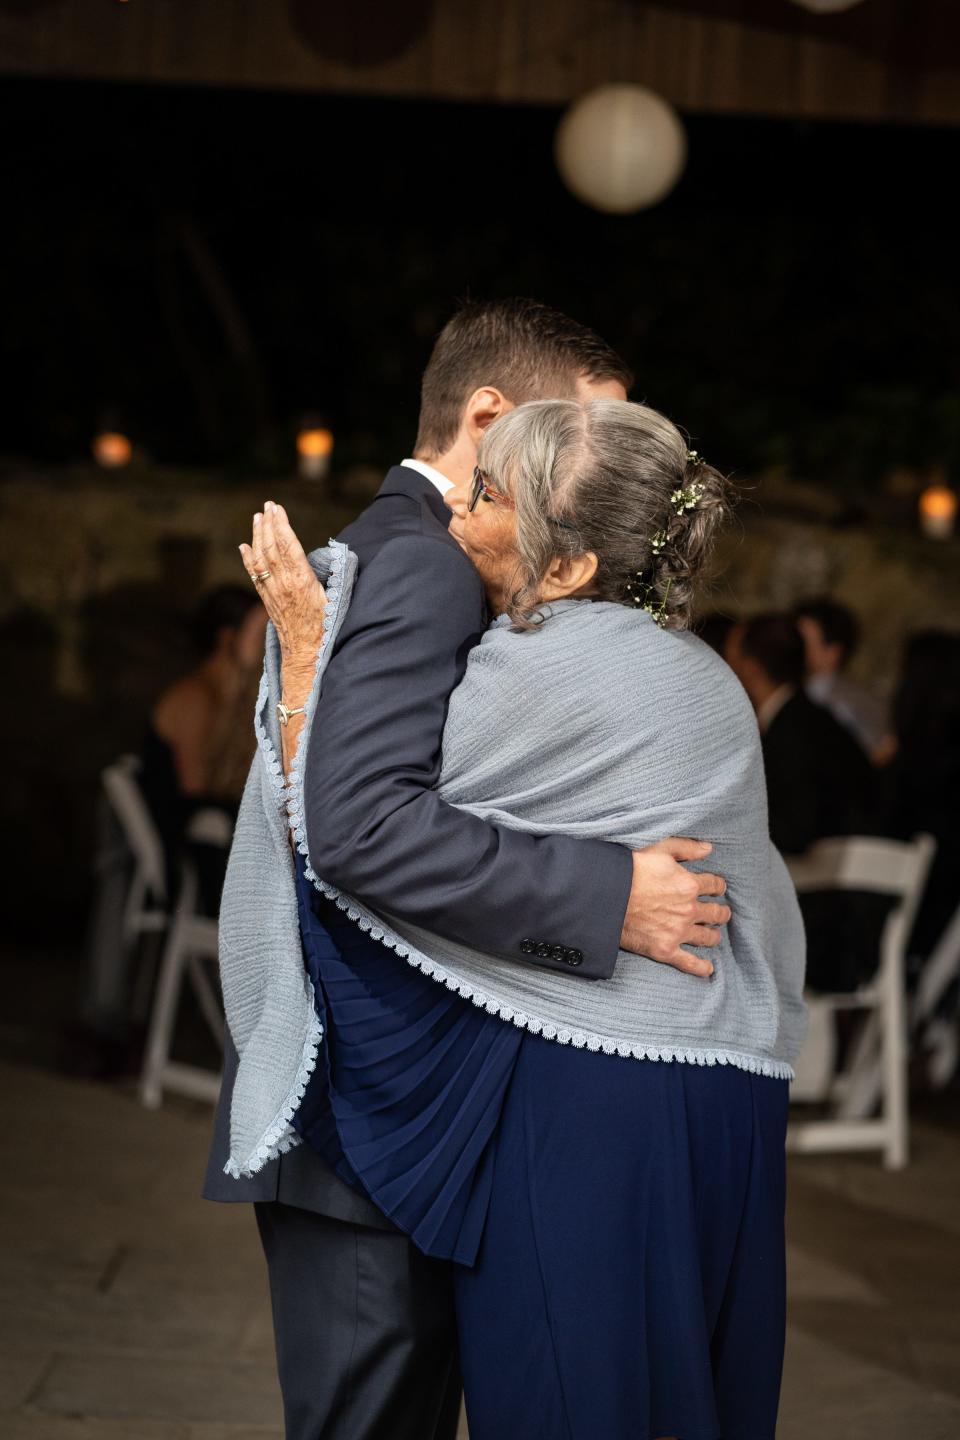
[788,0,867,13]
[555,84,687,215]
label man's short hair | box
[793,595,860,665]
[740,613,806,688]
[414,298,634,458]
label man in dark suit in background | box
[793,594,890,760]
[207,299,733,1440]
[727,611,879,990]
[727,612,873,855]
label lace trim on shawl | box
[304,876,794,1080]
[222,1017,322,1177]
[224,540,348,1175]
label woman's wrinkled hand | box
[240,501,327,662]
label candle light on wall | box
[918,484,957,539]
[92,430,133,468]
[297,420,334,480]
[788,0,867,12]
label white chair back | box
[787,832,936,1169]
[787,833,935,905]
[101,755,167,906]
[185,806,234,850]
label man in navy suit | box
[207,299,731,1439]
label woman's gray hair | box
[476,398,731,629]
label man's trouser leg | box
[255,1201,461,1440]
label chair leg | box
[139,917,188,1110]
[912,906,960,1027]
[130,926,163,1023]
[882,944,910,1170]
[925,1018,959,1089]
[120,870,148,955]
[186,953,225,1048]
[139,868,198,1110]
[836,1011,882,1120]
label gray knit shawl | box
[219,540,807,1178]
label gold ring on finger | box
[255,569,272,582]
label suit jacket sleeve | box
[302,532,632,979]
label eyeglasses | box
[469,466,579,534]
[468,466,514,513]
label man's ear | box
[538,551,599,603]
[464,387,508,443]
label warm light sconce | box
[918,484,957,540]
[92,430,133,468]
[297,423,334,479]
[788,0,866,11]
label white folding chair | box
[912,900,960,1088]
[139,807,232,1110]
[101,755,169,954]
[786,833,936,1169]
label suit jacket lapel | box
[375,465,452,530]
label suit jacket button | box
[520,939,535,955]
[567,949,584,966]
[535,943,552,959]
[550,944,566,961]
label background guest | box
[695,610,737,658]
[727,611,874,856]
[881,630,960,968]
[727,612,883,991]
[139,584,267,898]
[793,595,890,760]
[71,586,266,1075]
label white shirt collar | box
[806,672,835,704]
[757,684,795,735]
[401,458,454,496]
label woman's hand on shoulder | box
[240,501,327,664]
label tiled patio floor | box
[2,1057,959,1439]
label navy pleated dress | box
[292,854,789,1440]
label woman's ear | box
[539,551,599,602]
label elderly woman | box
[228,399,806,1440]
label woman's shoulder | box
[477,601,756,726]
[482,599,726,667]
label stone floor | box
[2,1057,959,1440]
[2,922,959,1440]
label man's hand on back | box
[620,839,730,978]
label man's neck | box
[412,436,475,491]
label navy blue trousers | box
[453,1034,789,1440]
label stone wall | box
[707,509,960,697]
[5,464,959,700]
